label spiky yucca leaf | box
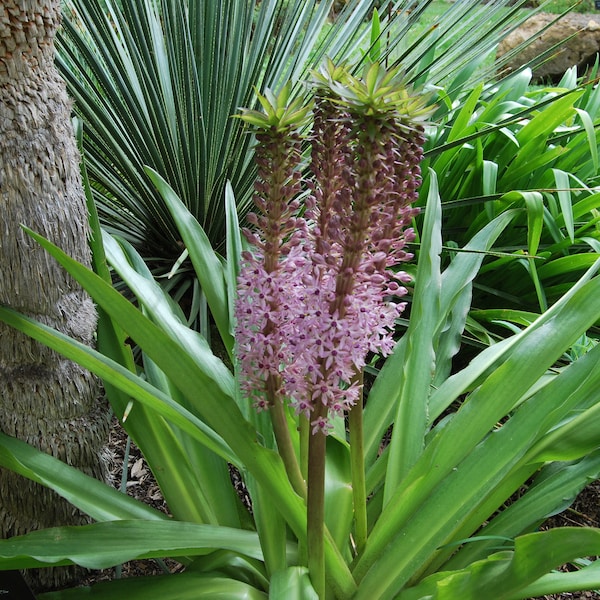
[56,0,540,272]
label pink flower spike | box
[235,67,426,430]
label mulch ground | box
[531,480,600,600]
[78,418,183,586]
[78,418,600,599]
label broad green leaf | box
[40,572,267,600]
[446,83,482,143]
[397,528,600,600]
[482,159,498,196]
[0,520,264,570]
[324,437,353,553]
[145,167,234,357]
[249,481,289,577]
[557,65,578,89]
[517,558,600,599]
[383,169,441,500]
[530,400,600,462]
[353,262,600,594]
[431,284,472,389]
[0,433,165,523]
[469,308,537,328]
[187,550,269,590]
[269,567,318,600]
[521,190,546,311]
[0,306,237,466]
[444,449,600,570]
[552,168,575,243]
[225,180,242,336]
[575,107,599,173]
[537,253,600,279]
[523,191,544,258]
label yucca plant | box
[56,0,543,280]
[1,63,600,599]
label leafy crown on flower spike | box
[310,57,352,92]
[321,61,432,131]
[237,81,312,133]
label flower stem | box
[307,402,328,598]
[268,375,306,499]
[348,371,367,556]
[300,413,310,481]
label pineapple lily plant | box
[1,63,600,599]
[235,63,428,596]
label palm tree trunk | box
[0,0,109,591]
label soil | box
[530,480,600,600]
[77,418,184,587]
[76,418,600,599]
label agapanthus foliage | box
[235,62,430,433]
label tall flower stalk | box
[235,62,429,597]
[235,83,311,498]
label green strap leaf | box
[41,572,267,600]
[552,168,575,243]
[225,181,242,336]
[269,567,318,600]
[575,107,599,174]
[0,432,166,524]
[446,83,482,143]
[530,400,600,463]
[398,528,600,600]
[517,558,600,599]
[383,168,442,502]
[523,191,544,258]
[0,520,264,570]
[145,167,234,358]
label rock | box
[497,12,600,82]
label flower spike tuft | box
[237,82,312,133]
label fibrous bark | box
[0,0,109,591]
